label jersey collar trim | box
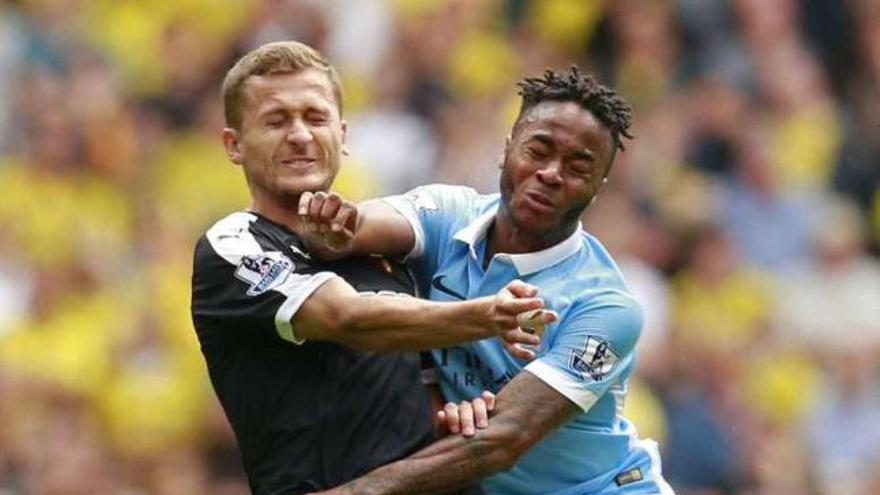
[452,207,583,276]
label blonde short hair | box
[221,41,343,129]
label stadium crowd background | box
[0,0,878,493]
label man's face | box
[500,100,614,239]
[225,69,346,205]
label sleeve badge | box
[234,252,293,296]
[570,336,620,381]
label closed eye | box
[264,112,287,127]
[307,111,330,125]
[569,161,595,175]
[526,147,548,159]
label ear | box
[498,135,512,168]
[221,128,243,165]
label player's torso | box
[205,215,435,494]
[423,231,641,494]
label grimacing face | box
[222,68,347,206]
[499,100,614,240]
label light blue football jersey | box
[384,184,674,495]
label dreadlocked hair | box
[517,66,633,152]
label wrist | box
[458,297,495,338]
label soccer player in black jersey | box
[190,41,547,495]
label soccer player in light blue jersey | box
[303,67,674,495]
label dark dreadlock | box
[517,66,633,153]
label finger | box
[443,402,460,434]
[458,401,475,437]
[515,309,557,335]
[298,191,313,216]
[505,343,537,361]
[502,328,540,347]
[481,391,496,412]
[501,296,544,316]
[541,310,559,325]
[319,192,342,223]
[331,203,356,234]
[515,308,542,331]
[308,191,326,222]
[505,279,539,298]
[471,397,488,429]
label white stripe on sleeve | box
[206,211,341,345]
[524,359,599,413]
[381,195,426,260]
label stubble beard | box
[498,161,586,245]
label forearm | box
[295,278,541,350]
[334,295,492,351]
[326,414,524,495]
[349,199,416,257]
[320,372,577,495]
[316,371,582,495]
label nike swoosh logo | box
[289,244,311,259]
[431,275,466,300]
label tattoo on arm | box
[326,371,583,495]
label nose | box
[535,159,563,186]
[286,119,313,145]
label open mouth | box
[523,191,555,213]
[280,157,317,167]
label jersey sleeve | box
[523,291,643,412]
[191,217,340,345]
[381,184,477,273]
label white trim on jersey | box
[524,359,599,413]
[451,209,496,260]
[636,439,676,495]
[382,195,426,260]
[206,211,341,345]
[453,208,584,276]
[274,272,338,344]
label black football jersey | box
[191,211,434,495]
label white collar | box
[452,207,583,276]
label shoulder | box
[201,212,260,255]
[561,288,644,349]
[546,236,643,339]
[401,183,487,212]
[194,212,298,279]
[200,211,298,264]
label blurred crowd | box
[0,0,878,494]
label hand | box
[436,391,496,437]
[481,280,558,356]
[298,191,358,257]
[501,308,558,360]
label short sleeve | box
[191,214,340,345]
[524,291,643,412]
[381,184,477,273]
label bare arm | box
[292,278,548,352]
[299,193,415,259]
[293,191,556,360]
[351,199,416,256]
[314,371,582,495]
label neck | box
[487,209,577,259]
[249,194,307,236]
